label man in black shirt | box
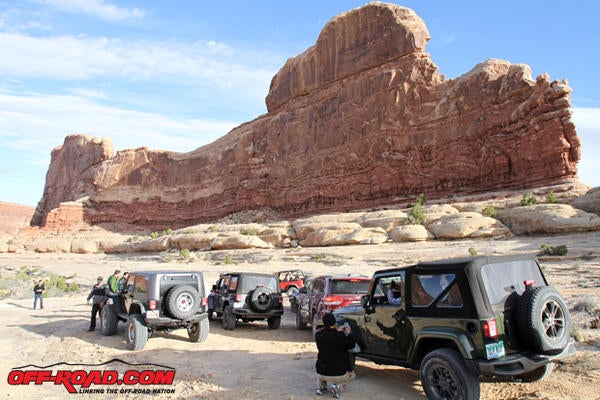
[33,279,45,309]
[86,276,108,331]
[315,313,356,398]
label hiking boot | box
[315,387,326,396]
[331,384,341,398]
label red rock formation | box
[32,2,581,230]
[0,202,35,235]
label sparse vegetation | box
[240,227,259,236]
[312,253,333,262]
[538,243,568,256]
[520,192,538,206]
[468,247,478,256]
[208,225,218,233]
[481,204,496,218]
[179,248,191,260]
[546,191,558,204]
[224,254,233,264]
[406,194,425,225]
[150,231,159,239]
[0,266,80,299]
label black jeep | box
[207,272,284,330]
[100,271,209,350]
[333,255,575,400]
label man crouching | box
[315,312,356,398]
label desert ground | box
[1,232,599,400]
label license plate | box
[485,341,505,360]
[146,310,159,319]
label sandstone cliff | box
[0,202,35,235]
[32,2,581,229]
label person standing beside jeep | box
[107,269,121,295]
[315,313,356,398]
[87,276,108,331]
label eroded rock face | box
[32,2,581,230]
[0,202,34,235]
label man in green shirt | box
[107,269,121,294]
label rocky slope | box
[0,202,34,235]
[32,2,580,230]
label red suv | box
[292,274,370,335]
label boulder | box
[496,204,600,235]
[356,210,409,231]
[292,221,363,241]
[427,212,511,239]
[423,205,460,224]
[572,187,600,216]
[31,239,71,253]
[301,227,387,246]
[169,233,217,251]
[70,239,98,254]
[389,224,433,242]
[210,233,273,250]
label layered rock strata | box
[32,2,580,229]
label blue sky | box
[0,1,598,207]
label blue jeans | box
[33,293,43,309]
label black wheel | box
[165,285,201,319]
[286,286,298,296]
[207,308,214,321]
[100,305,118,336]
[250,287,273,312]
[518,363,554,382]
[267,316,281,329]
[420,348,480,400]
[517,286,571,355]
[295,310,307,330]
[222,306,236,330]
[126,314,148,351]
[188,318,209,343]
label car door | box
[361,272,413,361]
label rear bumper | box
[233,308,284,319]
[469,338,576,377]
[144,312,207,328]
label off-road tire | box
[517,286,571,355]
[126,314,148,351]
[188,318,209,343]
[222,306,236,330]
[165,285,201,319]
[518,362,554,382]
[100,305,118,336]
[420,348,480,400]
[295,310,307,330]
[286,286,298,296]
[267,316,281,329]
[249,287,273,312]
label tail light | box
[323,296,344,306]
[482,319,498,338]
[148,300,157,310]
[201,297,208,306]
[524,279,536,287]
[278,295,283,304]
[235,294,243,302]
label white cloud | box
[0,32,278,91]
[0,90,240,154]
[38,0,144,21]
[572,107,600,188]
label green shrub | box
[468,247,478,256]
[481,204,496,218]
[179,249,191,260]
[520,193,538,206]
[546,191,558,204]
[407,202,424,225]
[150,231,159,239]
[538,243,568,256]
[416,193,427,205]
[240,227,258,236]
[224,254,233,264]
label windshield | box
[330,279,370,295]
[481,259,545,311]
[239,275,279,293]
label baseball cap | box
[97,276,103,282]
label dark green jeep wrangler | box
[333,255,575,400]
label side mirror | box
[361,294,374,314]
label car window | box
[481,260,545,311]
[373,273,404,305]
[228,276,238,292]
[411,275,435,307]
[134,276,148,295]
[239,275,278,292]
[313,279,325,293]
[331,279,370,295]
[437,278,463,308]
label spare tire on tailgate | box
[517,286,571,355]
[165,284,201,319]
[249,287,273,312]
